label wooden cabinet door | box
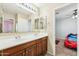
[36,37,47,56]
[25,44,37,56]
[12,50,25,56]
[29,45,37,56]
[0,51,2,56]
[37,41,43,56]
[42,38,47,55]
[25,50,29,56]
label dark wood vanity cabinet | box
[42,37,47,55]
[25,44,37,56]
[36,37,47,56]
[1,36,48,56]
[12,50,25,56]
[0,51,2,56]
[37,39,43,56]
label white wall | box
[77,3,79,56]
[56,18,77,39]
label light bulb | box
[75,15,78,18]
[72,16,75,19]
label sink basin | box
[20,34,36,39]
[0,32,48,50]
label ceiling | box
[32,3,47,8]
[55,3,77,20]
[33,3,66,8]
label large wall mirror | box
[0,3,47,33]
[16,14,32,33]
[0,16,2,33]
[34,16,47,31]
[0,14,32,33]
[0,3,33,33]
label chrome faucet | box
[15,35,21,39]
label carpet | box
[55,39,77,56]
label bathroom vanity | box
[0,32,48,56]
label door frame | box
[54,3,78,56]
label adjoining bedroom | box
[55,3,77,56]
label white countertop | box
[0,32,48,50]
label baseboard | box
[47,50,54,56]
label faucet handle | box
[15,36,21,39]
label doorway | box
[55,3,77,56]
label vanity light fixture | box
[20,3,37,12]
